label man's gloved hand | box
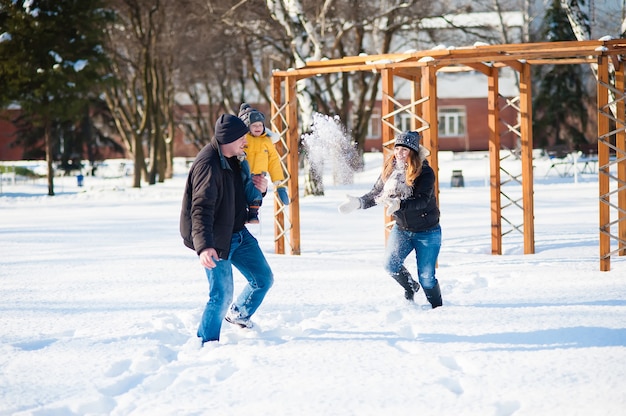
[276,187,290,205]
[338,195,361,214]
[385,198,400,216]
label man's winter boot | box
[423,282,442,308]
[247,200,262,224]
[390,267,420,301]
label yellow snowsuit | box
[244,131,285,183]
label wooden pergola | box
[268,39,626,271]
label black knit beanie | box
[214,114,248,144]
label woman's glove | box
[338,195,361,214]
[385,198,400,216]
[276,187,290,205]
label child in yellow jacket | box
[239,103,290,223]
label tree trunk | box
[164,116,174,179]
[561,0,615,116]
[44,116,55,196]
[133,133,143,188]
[303,159,324,196]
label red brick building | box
[362,70,521,152]
[0,109,22,160]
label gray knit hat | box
[394,131,421,152]
[238,102,265,127]
[248,110,265,125]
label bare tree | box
[104,0,197,186]
[172,1,290,152]
[101,0,540,193]
[262,1,437,194]
[560,0,617,119]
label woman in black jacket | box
[339,131,442,308]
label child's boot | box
[247,200,262,224]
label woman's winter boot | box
[390,267,420,301]
[423,282,442,308]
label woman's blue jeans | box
[383,224,441,289]
[197,228,274,342]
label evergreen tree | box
[532,0,590,151]
[0,0,112,195]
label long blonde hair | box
[382,148,423,187]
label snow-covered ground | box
[1,151,625,416]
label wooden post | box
[285,76,300,255]
[410,75,420,132]
[598,55,611,271]
[487,65,502,255]
[271,75,286,254]
[422,66,439,201]
[519,62,535,255]
[615,60,626,257]
[381,69,395,239]
[380,69,395,157]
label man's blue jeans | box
[383,224,441,289]
[197,228,274,342]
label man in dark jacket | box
[180,114,274,344]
